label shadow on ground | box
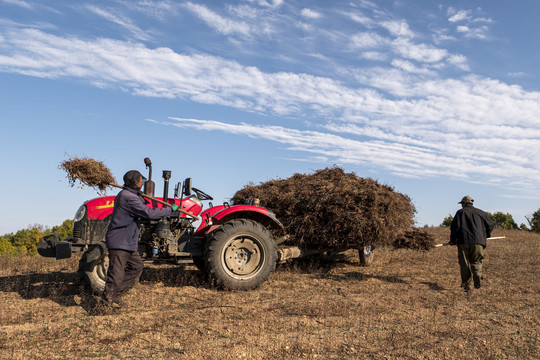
[0,266,208,309]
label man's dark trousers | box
[103,249,144,304]
[457,244,484,288]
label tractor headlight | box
[73,205,87,223]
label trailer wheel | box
[79,243,108,295]
[205,219,277,290]
[359,245,375,267]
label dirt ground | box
[0,228,538,359]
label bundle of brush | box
[59,156,117,194]
[393,228,436,251]
[231,167,415,249]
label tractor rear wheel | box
[205,219,277,290]
[79,243,108,295]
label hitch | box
[37,234,81,260]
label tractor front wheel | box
[79,243,109,295]
[205,219,277,290]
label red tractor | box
[38,158,375,292]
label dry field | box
[1,228,538,359]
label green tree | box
[441,214,453,227]
[9,227,45,255]
[0,236,17,256]
[51,219,73,240]
[526,209,540,233]
[0,220,72,256]
[488,212,518,230]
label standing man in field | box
[449,195,495,292]
[93,170,178,314]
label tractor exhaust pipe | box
[143,157,155,197]
[162,170,171,202]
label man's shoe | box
[463,282,472,292]
[473,275,482,289]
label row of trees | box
[441,209,540,232]
[0,220,73,256]
[2,209,539,256]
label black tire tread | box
[205,219,277,290]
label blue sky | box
[1,0,539,235]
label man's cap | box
[458,195,474,204]
[123,170,146,188]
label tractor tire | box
[205,219,277,290]
[79,243,109,295]
[359,245,375,267]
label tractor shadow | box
[0,271,83,307]
[0,266,209,309]
[277,253,446,290]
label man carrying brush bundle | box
[449,195,495,293]
[93,170,178,315]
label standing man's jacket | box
[106,187,172,251]
[450,204,495,247]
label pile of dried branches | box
[232,167,415,249]
[59,156,116,194]
[393,228,436,251]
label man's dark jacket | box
[450,204,495,247]
[106,187,172,251]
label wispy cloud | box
[1,0,32,10]
[448,9,471,23]
[85,5,151,41]
[128,0,179,20]
[447,7,492,40]
[0,5,538,191]
[164,117,540,187]
[184,2,251,37]
[381,20,414,38]
[300,8,322,20]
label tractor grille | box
[72,221,84,242]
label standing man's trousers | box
[102,249,144,305]
[457,244,484,287]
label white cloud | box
[350,32,387,49]
[447,7,492,40]
[447,54,469,71]
[165,117,540,187]
[392,38,447,63]
[0,28,539,190]
[361,51,386,61]
[391,59,434,75]
[1,0,32,10]
[252,0,283,9]
[184,2,251,37]
[346,12,374,27]
[85,5,151,41]
[300,8,321,20]
[129,0,179,20]
[381,20,414,38]
[448,9,471,23]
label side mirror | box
[173,182,181,198]
[182,178,192,196]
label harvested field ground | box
[1,228,538,359]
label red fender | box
[196,205,284,236]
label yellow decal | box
[95,201,114,209]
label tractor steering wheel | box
[192,187,213,201]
